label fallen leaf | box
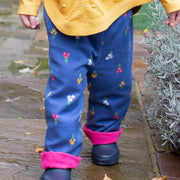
[13,60,23,64]
[32,71,38,75]
[103,174,112,180]
[18,61,42,74]
[19,67,33,73]
[35,46,49,51]
[35,145,44,153]
[152,176,166,180]
[5,96,20,102]
[40,107,45,112]
[32,61,42,71]
[24,132,32,135]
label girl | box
[18,0,180,180]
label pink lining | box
[83,124,122,145]
[41,151,81,169]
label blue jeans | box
[41,8,133,169]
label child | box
[18,0,180,180]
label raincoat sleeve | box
[159,0,180,13]
[18,0,42,16]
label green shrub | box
[144,0,180,152]
[133,4,151,30]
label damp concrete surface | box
[0,0,168,180]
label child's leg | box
[41,6,133,171]
[84,10,133,145]
[41,9,92,170]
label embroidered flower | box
[51,28,58,39]
[77,73,83,84]
[119,81,125,88]
[116,64,123,74]
[103,98,109,106]
[62,52,70,63]
[52,114,59,125]
[69,133,76,145]
[106,51,113,60]
[67,95,75,105]
[91,71,98,78]
[88,56,93,66]
[50,70,55,81]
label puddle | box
[8,63,29,75]
[8,57,49,78]
[36,57,49,79]
[36,57,49,71]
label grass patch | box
[133,4,151,30]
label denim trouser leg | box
[41,8,133,169]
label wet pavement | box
[0,1,179,180]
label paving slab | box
[133,34,149,60]
[0,85,154,180]
[0,79,44,118]
[157,153,180,180]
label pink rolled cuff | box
[83,124,122,145]
[41,151,81,169]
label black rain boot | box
[40,168,71,180]
[92,143,119,166]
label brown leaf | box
[40,107,45,112]
[35,145,44,153]
[152,176,166,180]
[32,71,38,75]
[103,174,112,180]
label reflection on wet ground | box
[8,57,49,78]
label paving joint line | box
[134,80,160,177]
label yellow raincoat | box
[18,0,180,36]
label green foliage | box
[133,4,151,30]
[144,0,180,152]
